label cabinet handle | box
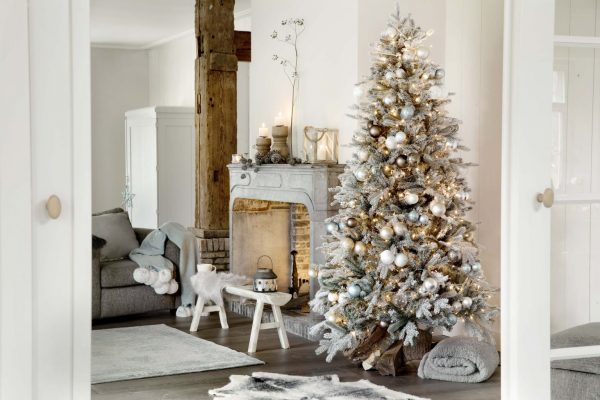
[536,188,554,208]
[46,195,62,219]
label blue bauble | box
[348,284,361,298]
[400,105,415,120]
[408,210,419,222]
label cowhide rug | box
[209,372,428,400]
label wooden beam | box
[234,31,251,62]
[195,0,237,230]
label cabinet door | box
[126,121,158,229]
[157,117,195,227]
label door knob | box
[536,188,554,208]
[46,195,62,219]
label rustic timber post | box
[195,0,237,235]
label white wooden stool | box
[224,285,292,353]
[189,296,229,332]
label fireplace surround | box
[228,163,344,298]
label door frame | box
[501,0,554,398]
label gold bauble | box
[383,165,393,176]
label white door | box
[0,0,90,399]
[549,0,600,362]
[126,121,158,229]
[501,0,554,398]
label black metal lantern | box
[253,255,278,292]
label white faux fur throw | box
[209,372,428,400]
[190,270,248,306]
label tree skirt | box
[209,372,428,400]
[92,324,263,384]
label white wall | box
[91,48,149,213]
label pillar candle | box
[258,122,269,137]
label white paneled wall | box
[551,0,600,333]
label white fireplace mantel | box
[228,163,344,297]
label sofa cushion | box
[92,211,139,261]
[100,259,140,288]
[552,323,600,375]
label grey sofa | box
[92,227,181,319]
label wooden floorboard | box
[92,311,500,400]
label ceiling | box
[91,0,251,49]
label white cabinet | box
[125,106,195,229]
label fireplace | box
[228,164,344,298]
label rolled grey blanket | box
[418,336,499,383]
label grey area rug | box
[92,324,264,384]
[209,372,429,400]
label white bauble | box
[385,136,397,150]
[355,167,369,181]
[461,263,472,274]
[325,221,339,233]
[357,148,370,162]
[340,237,355,251]
[423,277,438,292]
[353,86,364,98]
[400,105,415,120]
[430,201,446,217]
[462,297,473,309]
[471,262,482,272]
[393,222,407,236]
[348,284,361,298]
[407,210,419,222]
[416,47,430,59]
[395,68,406,78]
[404,192,419,205]
[419,215,429,225]
[383,94,395,105]
[395,131,407,143]
[452,301,462,312]
[380,250,395,265]
[354,241,367,256]
[327,292,339,302]
[379,226,394,240]
[395,156,406,167]
[385,71,395,81]
[394,253,408,268]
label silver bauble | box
[430,201,446,217]
[404,192,419,205]
[346,217,358,228]
[385,71,395,81]
[357,148,370,162]
[392,293,406,307]
[348,284,361,298]
[385,136,397,150]
[383,94,395,105]
[423,277,438,292]
[394,253,408,267]
[400,105,415,120]
[418,286,428,295]
[408,210,419,222]
[462,297,473,309]
[393,222,407,236]
[379,320,389,328]
[355,167,369,181]
[369,126,382,138]
[452,301,462,312]
[435,68,446,79]
[471,262,482,272]
[354,241,367,256]
[395,131,407,143]
[461,263,472,274]
[327,292,339,302]
[395,156,407,167]
[419,215,429,225]
[407,154,420,164]
[325,221,339,234]
[416,47,430,59]
[395,68,406,78]
[380,250,395,265]
[448,314,458,325]
[379,226,394,240]
[340,237,355,251]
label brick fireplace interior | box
[231,198,311,296]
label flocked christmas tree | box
[310,11,498,367]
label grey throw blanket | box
[130,222,197,306]
[418,336,499,383]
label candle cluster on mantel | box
[254,113,290,159]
